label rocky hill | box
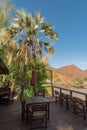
[52,65,87,86]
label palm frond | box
[48,46,55,55]
[34,12,44,25]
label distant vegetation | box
[52,65,87,88]
[71,78,87,88]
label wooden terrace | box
[0,98,87,130]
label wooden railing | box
[53,86,87,101]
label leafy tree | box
[7,10,58,98]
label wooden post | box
[70,90,72,98]
[60,88,62,94]
[85,95,87,101]
[50,70,54,97]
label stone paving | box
[0,99,87,130]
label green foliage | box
[36,64,48,87]
[83,77,87,81]
[24,85,34,98]
[15,85,34,98]
[75,78,84,85]
[26,58,48,86]
[8,60,22,83]
[71,78,85,88]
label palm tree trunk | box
[20,61,26,99]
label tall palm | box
[7,10,58,98]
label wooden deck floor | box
[0,99,87,130]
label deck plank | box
[0,100,87,130]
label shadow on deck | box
[0,99,87,130]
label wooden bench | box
[0,87,11,104]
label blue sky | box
[12,0,87,70]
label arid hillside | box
[52,65,87,86]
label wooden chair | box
[61,93,67,107]
[66,94,75,112]
[74,97,86,120]
[26,103,48,129]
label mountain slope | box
[56,65,87,79]
[52,65,87,85]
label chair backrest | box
[27,103,48,129]
[36,89,45,97]
[61,93,66,99]
[32,103,47,111]
[74,97,85,105]
[27,103,48,117]
[66,94,72,100]
[54,90,59,96]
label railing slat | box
[53,86,87,101]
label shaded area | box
[0,99,87,130]
[0,58,9,74]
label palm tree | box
[7,10,58,98]
[0,0,14,41]
[0,0,16,66]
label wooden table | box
[25,96,50,120]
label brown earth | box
[52,64,87,86]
